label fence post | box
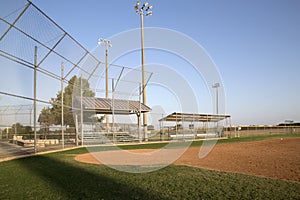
[34,46,37,153]
[80,76,83,146]
[61,62,64,149]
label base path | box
[75,138,300,182]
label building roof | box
[159,112,230,122]
[73,97,151,115]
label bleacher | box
[79,131,140,145]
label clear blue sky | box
[1,0,300,125]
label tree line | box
[38,75,95,129]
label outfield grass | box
[0,134,299,199]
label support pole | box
[14,113,17,138]
[175,114,178,140]
[138,84,142,142]
[29,108,32,136]
[105,43,109,133]
[61,62,64,149]
[161,114,164,141]
[216,86,219,115]
[34,46,37,153]
[137,114,141,142]
[98,38,112,134]
[140,13,148,141]
[112,79,115,143]
[80,76,83,146]
[75,114,78,146]
[135,2,153,141]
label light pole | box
[134,1,152,141]
[213,83,220,114]
[98,38,112,132]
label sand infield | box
[75,138,300,182]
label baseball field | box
[0,134,299,199]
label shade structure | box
[73,97,151,115]
[159,112,230,123]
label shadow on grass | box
[16,155,167,200]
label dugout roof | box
[159,112,230,123]
[73,97,151,115]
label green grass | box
[0,134,299,199]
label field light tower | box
[213,83,220,114]
[134,1,152,141]
[98,38,112,131]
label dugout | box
[159,112,231,139]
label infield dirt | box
[75,138,300,182]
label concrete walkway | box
[0,141,34,159]
[0,141,78,162]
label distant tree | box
[11,123,32,135]
[38,76,95,127]
[38,107,55,132]
[24,126,32,133]
[11,123,23,133]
